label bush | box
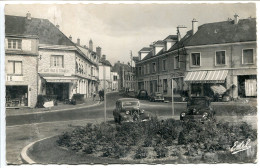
[154,145,168,158]
[134,147,148,159]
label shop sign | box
[6,76,24,82]
[39,68,70,73]
[46,79,75,83]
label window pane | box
[243,49,253,64]
[18,40,22,49]
[216,51,225,65]
[13,40,16,49]
[14,62,22,74]
[7,61,14,74]
[8,39,12,48]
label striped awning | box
[184,71,207,83]
[184,70,228,83]
[204,70,228,83]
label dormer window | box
[8,39,22,50]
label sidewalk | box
[6,97,101,116]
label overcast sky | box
[5,3,256,65]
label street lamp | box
[171,78,174,118]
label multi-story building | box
[5,16,39,108]
[135,35,184,97]
[182,16,256,98]
[136,15,256,99]
[112,61,135,92]
[99,55,112,92]
[6,13,100,104]
[111,71,119,91]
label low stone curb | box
[20,136,54,164]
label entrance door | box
[245,79,257,97]
[46,83,69,101]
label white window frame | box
[242,48,255,65]
[174,56,180,69]
[7,60,23,75]
[7,38,22,50]
[190,52,201,67]
[162,59,167,71]
[50,55,64,68]
[215,50,227,66]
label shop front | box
[184,70,229,98]
[6,85,28,107]
[238,75,257,97]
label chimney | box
[192,18,198,35]
[177,30,181,42]
[56,25,60,29]
[77,38,80,45]
[96,47,102,57]
[69,35,72,41]
[89,39,93,51]
[234,14,239,24]
[26,11,31,20]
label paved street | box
[6,92,257,164]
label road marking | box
[6,117,114,128]
[7,101,103,117]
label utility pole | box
[172,79,174,118]
[103,64,106,123]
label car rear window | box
[191,99,207,106]
[122,101,139,107]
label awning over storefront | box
[204,70,228,83]
[184,70,228,83]
[210,85,227,95]
[40,74,78,83]
[184,71,207,83]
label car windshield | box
[140,91,146,94]
[122,101,139,107]
[190,99,207,106]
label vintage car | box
[137,90,149,100]
[113,98,155,123]
[149,92,164,102]
[180,97,215,122]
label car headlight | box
[126,111,130,115]
[202,112,208,118]
[181,113,186,117]
[140,109,144,114]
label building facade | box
[183,16,257,99]
[5,34,39,108]
[112,61,135,92]
[99,55,112,92]
[111,71,119,91]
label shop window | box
[8,39,22,50]
[216,51,226,65]
[191,53,200,66]
[174,56,180,69]
[6,86,28,107]
[7,61,22,75]
[242,49,254,64]
[162,59,167,71]
[50,55,64,68]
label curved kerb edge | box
[20,136,54,164]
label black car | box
[113,98,155,123]
[149,92,164,102]
[137,90,149,100]
[180,97,215,122]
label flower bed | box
[57,119,257,163]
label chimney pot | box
[56,25,60,29]
[192,18,198,35]
[69,35,72,41]
[234,14,239,24]
[96,47,102,57]
[77,38,80,45]
[89,39,93,51]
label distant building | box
[112,61,135,92]
[99,55,112,92]
[111,71,119,91]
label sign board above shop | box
[39,68,70,73]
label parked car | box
[180,97,215,122]
[137,90,149,100]
[149,92,164,102]
[113,98,155,123]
